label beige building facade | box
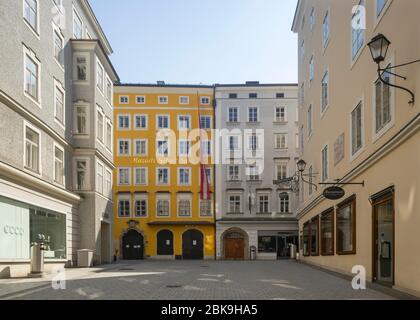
[292,0,420,296]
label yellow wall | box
[113,87,215,259]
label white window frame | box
[23,121,42,175]
[199,197,213,217]
[134,167,148,186]
[199,167,213,186]
[200,96,210,105]
[117,139,131,157]
[156,138,170,157]
[275,106,287,123]
[134,194,148,218]
[119,95,129,104]
[227,107,239,123]
[52,25,64,69]
[321,144,329,183]
[178,115,191,130]
[72,6,83,39]
[228,193,242,214]
[23,0,40,37]
[177,194,192,218]
[351,0,366,64]
[117,114,131,130]
[73,102,89,137]
[322,9,331,51]
[279,192,290,214]
[96,161,104,193]
[374,0,392,28]
[274,133,288,150]
[156,167,170,186]
[134,139,148,156]
[134,114,148,130]
[309,7,315,31]
[350,98,365,161]
[156,194,171,218]
[156,115,170,129]
[136,95,146,104]
[117,167,131,186]
[105,168,112,199]
[23,46,41,107]
[105,119,113,152]
[201,140,212,157]
[158,96,169,105]
[178,167,191,186]
[309,55,314,82]
[200,115,212,129]
[258,193,271,214]
[106,76,113,105]
[117,194,131,218]
[248,107,259,123]
[307,104,313,137]
[73,53,90,84]
[179,96,190,105]
[96,59,104,94]
[53,142,65,186]
[73,157,90,191]
[321,69,329,116]
[275,162,288,181]
[227,165,240,181]
[178,140,191,157]
[53,79,65,128]
[96,105,105,144]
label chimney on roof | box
[246,81,260,85]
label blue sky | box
[90,0,298,85]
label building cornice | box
[291,0,304,33]
[296,112,420,220]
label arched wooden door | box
[182,229,204,260]
[224,232,245,260]
[122,229,144,260]
[157,230,174,255]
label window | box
[54,83,64,125]
[228,165,240,181]
[118,139,130,156]
[75,159,88,190]
[200,116,212,129]
[97,109,104,142]
[96,62,104,92]
[157,138,169,157]
[279,193,290,213]
[228,108,239,123]
[307,105,313,136]
[200,167,212,186]
[274,133,287,149]
[310,216,319,256]
[158,96,168,104]
[157,197,170,217]
[322,10,330,48]
[54,30,64,66]
[248,107,259,123]
[179,96,189,104]
[135,139,147,156]
[200,199,212,217]
[276,93,285,99]
[157,115,169,129]
[136,96,146,104]
[258,236,277,253]
[106,121,112,151]
[118,197,130,218]
[119,96,129,104]
[229,93,237,99]
[303,222,310,256]
[300,40,305,60]
[375,68,392,134]
[321,208,334,255]
[134,167,147,185]
[178,140,191,156]
[321,71,329,112]
[309,56,314,81]
[249,134,259,151]
[53,145,64,185]
[118,115,130,130]
[118,168,130,186]
[376,0,388,17]
[135,115,148,130]
[321,145,329,182]
[106,78,112,103]
[75,55,88,81]
[24,53,39,101]
[258,195,269,213]
[351,102,363,156]
[134,196,148,218]
[308,166,314,195]
[73,8,83,39]
[275,107,286,122]
[177,197,192,217]
[247,165,260,181]
[75,104,87,135]
[249,93,258,99]
[337,197,356,254]
[96,162,104,193]
[24,0,38,32]
[24,125,40,173]
[178,115,191,130]
[201,140,211,156]
[276,163,288,181]
[300,82,305,106]
[310,7,315,30]
[105,170,112,198]
[178,168,191,185]
[228,136,239,151]
[200,97,210,105]
[157,168,169,185]
[228,195,242,214]
[352,1,365,59]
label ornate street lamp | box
[368,33,419,104]
[274,159,317,194]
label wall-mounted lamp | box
[368,33,418,105]
[274,159,317,194]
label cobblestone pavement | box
[0,260,408,300]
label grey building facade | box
[215,83,299,260]
[0,0,118,278]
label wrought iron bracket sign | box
[323,186,346,200]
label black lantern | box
[297,159,307,173]
[367,33,391,64]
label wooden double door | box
[224,232,245,260]
[182,229,204,260]
[122,230,144,260]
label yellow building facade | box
[113,84,215,260]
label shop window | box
[336,196,356,254]
[310,216,319,256]
[258,236,276,253]
[321,208,335,255]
